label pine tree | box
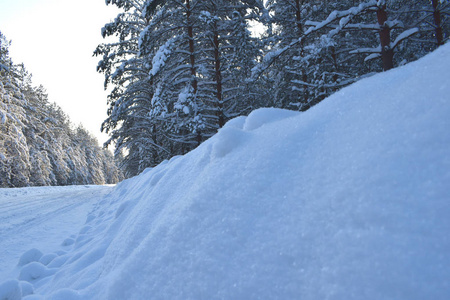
[1,31,122,187]
[21,82,55,186]
[96,0,167,176]
[0,34,31,187]
[257,1,360,110]
[144,0,265,143]
[140,0,205,150]
[198,0,265,127]
[101,0,266,174]
[399,0,449,59]
[254,0,428,111]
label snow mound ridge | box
[2,44,450,299]
[0,280,33,300]
[210,108,300,159]
[17,249,43,267]
[210,127,249,158]
[242,107,299,131]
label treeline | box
[97,0,449,177]
[0,32,123,188]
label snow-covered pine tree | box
[258,1,359,110]
[198,0,265,127]
[254,0,424,112]
[98,0,266,174]
[0,34,31,187]
[407,0,449,47]
[320,0,419,72]
[96,0,160,176]
[140,0,266,158]
[396,0,449,58]
[21,80,55,186]
[101,149,124,184]
[225,1,267,112]
[1,31,121,186]
[74,126,106,185]
[140,0,205,151]
[0,79,31,187]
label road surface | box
[0,185,114,282]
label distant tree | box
[1,31,122,187]
[73,126,106,185]
[0,77,31,187]
[102,149,124,184]
[22,84,55,186]
[0,34,31,187]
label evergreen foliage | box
[0,32,123,187]
[97,0,449,176]
[97,0,266,177]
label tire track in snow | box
[0,185,114,282]
[2,194,91,235]
[0,187,112,233]
[0,186,102,213]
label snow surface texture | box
[0,186,112,283]
[1,44,450,299]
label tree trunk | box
[196,131,202,147]
[431,0,444,47]
[377,4,394,71]
[294,0,303,37]
[185,0,200,145]
[294,0,309,106]
[186,0,197,93]
[213,23,224,128]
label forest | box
[1,0,449,186]
[0,33,123,188]
[97,0,449,177]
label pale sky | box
[0,0,119,144]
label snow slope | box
[1,44,450,299]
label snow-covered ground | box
[1,44,450,299]
[0,186,113,283]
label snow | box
[1,44,450,299]
[241,107,299,131]
[175,86,193,114]
[0,185,112,282]
[349,46,381,55]
[18,262,56,283]
[364,52,381,62]
[150,38,173,76]
[303,1,378,41]
[17,249,43,267]
[250,45,289,80]
[391,27,420,49]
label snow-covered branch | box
[391,28,419,49]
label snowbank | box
[2,44,450,299]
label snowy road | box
[0,185,113,282]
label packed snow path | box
[0,185,113,282]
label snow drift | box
[2,44,450,299]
